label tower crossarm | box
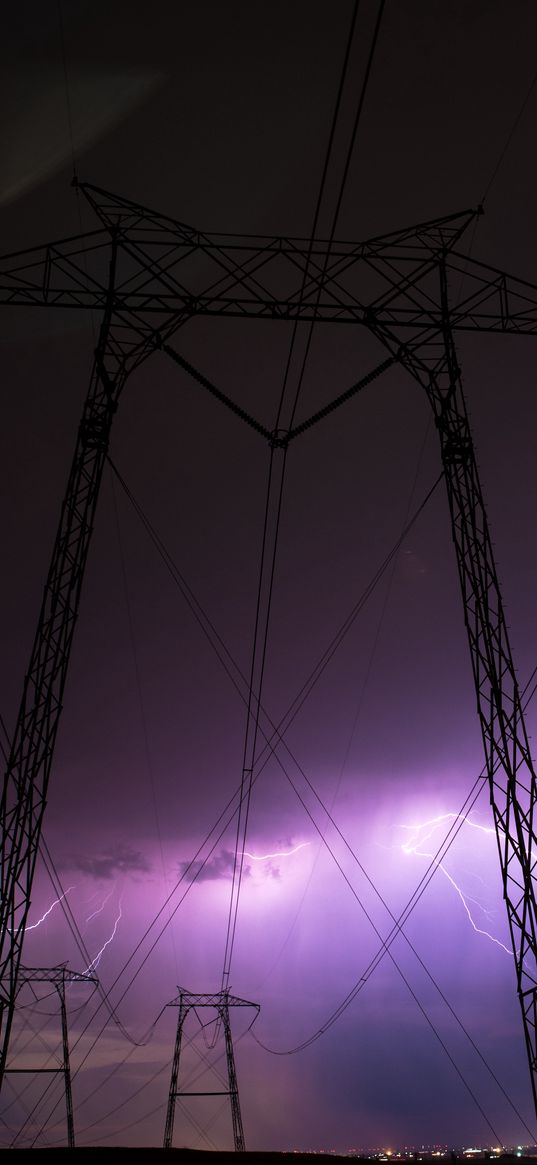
[2,230,537,335]
[14,965,98,987]
[6,196,528,339]
[443,249,537,334]
[169,989,259,1012]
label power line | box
[280,0,388,433]
[251,650,537,1116]
[274,0,361,430]
[104,460,516,1136]
[30,465,441,1138]
[481,63,537,204]
[31,459,526,1141]
[222,443,288,990]
[56,0,77,182]
[109,471,180,983]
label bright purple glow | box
[242,842,311,861]
[398,812,512,955]
[3,5,537,1147]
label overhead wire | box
[208,0,372,973]
[247,720,529,1137]
[56,0,77,183]
[253,733,536,1138]
[0,713,10,762]
[107,461,534,1138]
[30,470,533,1143]
[37,1000,223,1151]
[17,47,531,1118]
[452,54,537,327]
[8,0,531,1141]
[21,438,535,1146]
[108,458,442,779]
[11,1070,64,1149]
[39,844,142,1044]
[217,4,389,973]
[29,466,442,1139]
[258,417,434,980]
[274,0,361,430]
[285,0,387,433]
[109,470,180,983]
[0,718,151,1049]
[42,1001,230,1147]
[481,63,537,205]
[221,442,288,990]
[1,1074,54,1150]
[254,645,537,1067]
[75,1099,167,1148]
[110,459,498,1132]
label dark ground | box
[1,1151,533,1163]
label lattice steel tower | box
[2,964,97,1147]
[1,184,537,1113]
[163,990,259,1151]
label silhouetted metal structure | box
[3,964,97,1147]
[1,183,537,1112]
[163,989,258,1151]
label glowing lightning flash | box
[241,842,311,861]
[84,898,123,973]
[25,887,76,931]
[85,885,115,923]
[400,813,511,955]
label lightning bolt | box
[25,887,75,931]
[84,898,123,972]
[400,813,511,955]
[85,885,115,923]
[242,842,310,861]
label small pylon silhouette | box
[163,989,259,1151]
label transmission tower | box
[2,183,537,1115]
[163,989,258,1151]
[2,964,97,1147]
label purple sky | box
[2,0,537,1152]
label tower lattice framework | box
[163,990,258,1151]
[2,964,97,1147]
[1,184,537,1112]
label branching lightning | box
[84,897,123,972]
[25,886,75,931]
[241,842,310,861]
[400,813,511,954]
[85,885,115,923]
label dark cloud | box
[66,843,151,880]
[179,848,250,884]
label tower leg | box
[392,278,537,1112]
[222,1000,245,1152]
[163,998,186,1149]
[58,973,74,1149]
[0,242,123,1091]
[163,991,255,1151]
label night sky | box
[2,0,537,1152]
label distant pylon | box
[2,964,97,1148]
[163,989,259,1152]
